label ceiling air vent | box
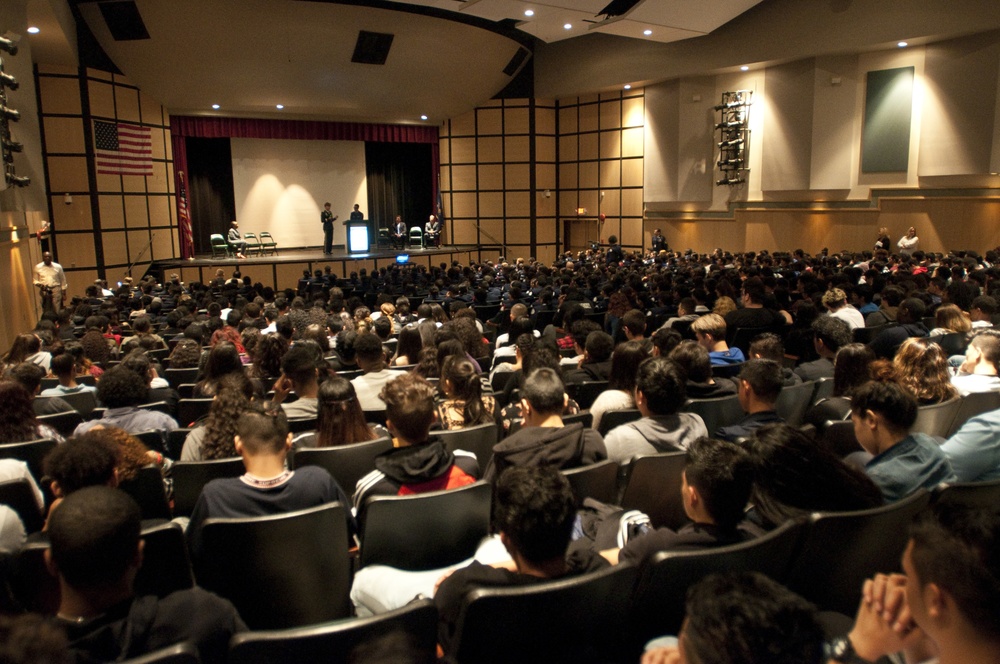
[98,1,150,41]
[352,31,394,65]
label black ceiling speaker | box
[352,31,394,65]
[98,1,151,41]
[503,47,530,77]
[598,0,643,18]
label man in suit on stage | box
[350,204,364,221]
[321,202,338,255]
[392,215,407,249]
[425,214,441,247]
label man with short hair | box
[6,362,75,415]
[622,309,653,353]
[563,330,615,385]
[659,297,699,331]
[795,315,851,381]
[869,298,930,360]
[321,202,338,255]
[350,333,404,411]
[270,343,324,419]
[969,294,997,329]
[187,408,353,558]
[47,487,245,663]
[604,357,707,465]
[692,313,745,366]
[823,287,865,330]
[485,368,607,481]
[434,465,609,655]
[40,353,98,399]
[715,359,784,442]
[831,503,1000,664]
[73,366,178,437]
[724,277,785,331]
[951,328,1000,394]
[749,332,801,386]
[33,251,68,313]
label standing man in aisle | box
[321,202,339,255]
[33,251,68,313]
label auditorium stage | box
[147,244,502,291]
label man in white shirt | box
[822,288,865,329]
[350,332,403,411]
[33,251,68,313]
[951,329,1000,395]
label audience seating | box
[433,422,498,470]
[171,458,245,517]
[0,478,44,533]
[118,465,171,521]
[618,451,688,530]
[0,438,57,481]
[562,459,619,503]
[292,437,392,495]
[177,398,214,427]
[55,390,99,416]
[820,420,864,458]
[166,427,192,459]
[945,389,1000,437]
[852,323,895,344]
[728,326,772,356]
[784,489,932,616]
[210,234,232,259]
[810,377,835,405]
[931,331,969,356]
[362,409,387,427]
[597,408,642,437]
[912,396,963,438]
[562,410,594,429]
[450,563,639,664]
[567,381,609,410]
[133,429,167,454]
[629,519,805,647]
[682,394,743,435]
[774,380,816,427]
[932,478,1000,508]
[164,367,200,390]
[358,481,492,570]
[711,362,745,379]
[37,410,83,438]
[119,642,200,664]
[287,418,318,434]
[195,502,352,630]
[228,598,438,664]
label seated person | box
[350,332,404,411]
[119,351,179,417]
[73,366,178,437]
[940,403,1000,483]
[269,343,323,420]
[692,314,744,366]
[434,465,609,655]
[794,315,851,382]
[40,352,99,399]
[391,216,407,249]
[715,359,784,442]
[641,571,825,664]
[227,220,247,259]
[851,379,955,503]
[969,294,997,329]
[869,297,930,360]
[562,330,615,385]
[748,332,801,386]
[424,214,441,247]
[724,277,786,331]
[831,502,1000,664]
[485,368,607,482]
[48,487,245,663]
[353,373,479,524]
[603,357,707,465]
[42,430,121,523]
[668,340,737,399]
[951,328,1000,395]
[6,362,75,416]
[187,407,353,559]
[602,437,754,565]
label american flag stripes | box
[177,171,195,259]
[94,120,153,176]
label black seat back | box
[293,437,392,496]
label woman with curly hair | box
[167,338,202,369]
[0,381,64,444]
[892,337,958,405]
[251,333,289,381]
[447,317,488,365]
[80,326,113,367]
[240,326,261,358]
[437,356,494,430]
[181,373,255,460]
[295,377,387,448]
[92,425,172,500]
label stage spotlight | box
[0,104,20,121]
[0,35,19,56]
[5,172,30,187]
[0,71,17,90]
[1,137,22,152]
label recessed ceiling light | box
[420,115,428,121]
[564,23,572,30]
[211,104,220,110]
[276,104,284,110]
[643,29,652,36]
[26,26,40,34]
[624,84,632,90]
[524,9,534,17]
[740,65,749,71]
[897,41,908,48]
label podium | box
[344,219,370,254]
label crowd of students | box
[1,241,1000,662]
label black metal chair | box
[36,410,83,438]
[358,481,492,571]
[597,408,642,437]
[450,563,639,664]
[228,598,438,664]
[0,478,44,533]
[118,465,172,521]
[562,459,619,504]
[567,381,609,410]
[176,398,214,428]
[0,438,57,482]
[946,390,1000,437]
[682,394,744,435]
[293,437,392,496]
[195,503,352,630]
[619,451,688,530]
[171,458,245,517]
[432,422,499,471]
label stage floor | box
[155,244,480,268]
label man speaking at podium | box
[322,202,339,255]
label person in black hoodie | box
[48,486,245,664]
[352,373,479,526]
[484,368,607,482]
[562,330,614,386]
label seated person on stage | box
[794,315,851,382]
[562,330,615,385]
[715,359,784,442]
[603,357,707,465]
[602,437,755,566]
[391,215,407,249]
[73,366,178,437]
[668,340,737,399]
[49,487,246,664]
[227,220,247,259]
[268,342,323,420]
[424,214,441,247]
[187,407,354,559]
[951,329,1000,395]
[484,368,607,482]
[851,378,955,503]
[830,502,1000,664]
[641,572,825,664]
[692,314,744,366]
[353,373,479,524]
[434,465,609,656]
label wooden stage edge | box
[146,244,503,290]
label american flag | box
[177,171,195,259]
[94,121,153,176]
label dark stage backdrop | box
[186,137,236,255]
[365,142,433,233]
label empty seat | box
[171,458,245,517]
[118,465,171,521]
[597,408,642,437]
[293,437,392,496]
[195,502,352,630]
[618,451,688,530]
[775,380,817,427]
[164,367,200,390]
[0,438,57,482]
[567,381,608,410]
[433,422,499,470]
[946,390,1000,437]
[36,410,83,438]
[177,398,214,427]
[912,397,963,438]
[682,394,743,435]
[562,459,619,503]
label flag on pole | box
[94,121,153,176]
[177,171,195,259]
